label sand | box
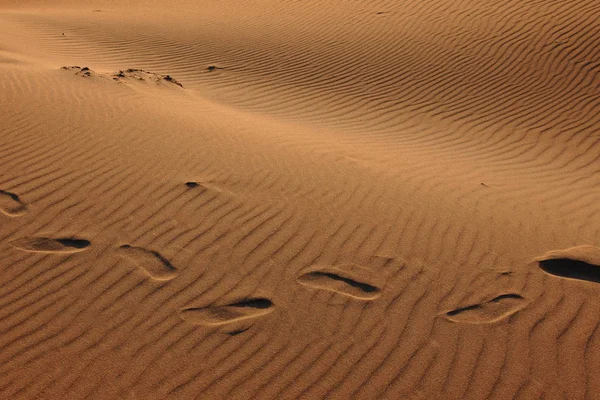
[1,0,600,399]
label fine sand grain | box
[1,0,600,398]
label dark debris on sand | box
[61,66,93,77]
[112,69,184,87]
[61,66,183,87]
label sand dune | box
[1,0,600,398]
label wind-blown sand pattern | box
[1,0,600,398]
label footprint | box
[117,245,177,281]
[227,328,251,336]
[443,293,527,324]
[184,181,214,193]
[9,237,90,253]
[184,180,230,195]
[179,298,274,330]
[0,190,28,216]
[537,245,600,283]
[297,264,382,300]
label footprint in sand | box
[443,293,527,324]
[296,264,382,300]
[184,180,231,195]
[536,245,600,283]
[9,237,90,253]
[117,245,177,281]
[0,190,28,216]
[184,181,214,193]
[179,298,274,334]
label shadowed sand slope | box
[1,0,600,399]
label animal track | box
[297,264,382,300]
[9,237,90,253]
[443,293,527,324]
[117,245,177,281]
[537,245,600,283]
[0,190,28,216]
[179,298,274,329]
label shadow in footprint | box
[297,264,382,300]
[184,180,231,195]
[179,298,274,331]
[117,245,177,281]
[0,190,28,216]
[10,237,90,253]
[537,245,600,283]
[443,293,527,324]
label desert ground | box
[1,0,600,399]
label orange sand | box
[1,1,600,398]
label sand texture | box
[1,0,600,399]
